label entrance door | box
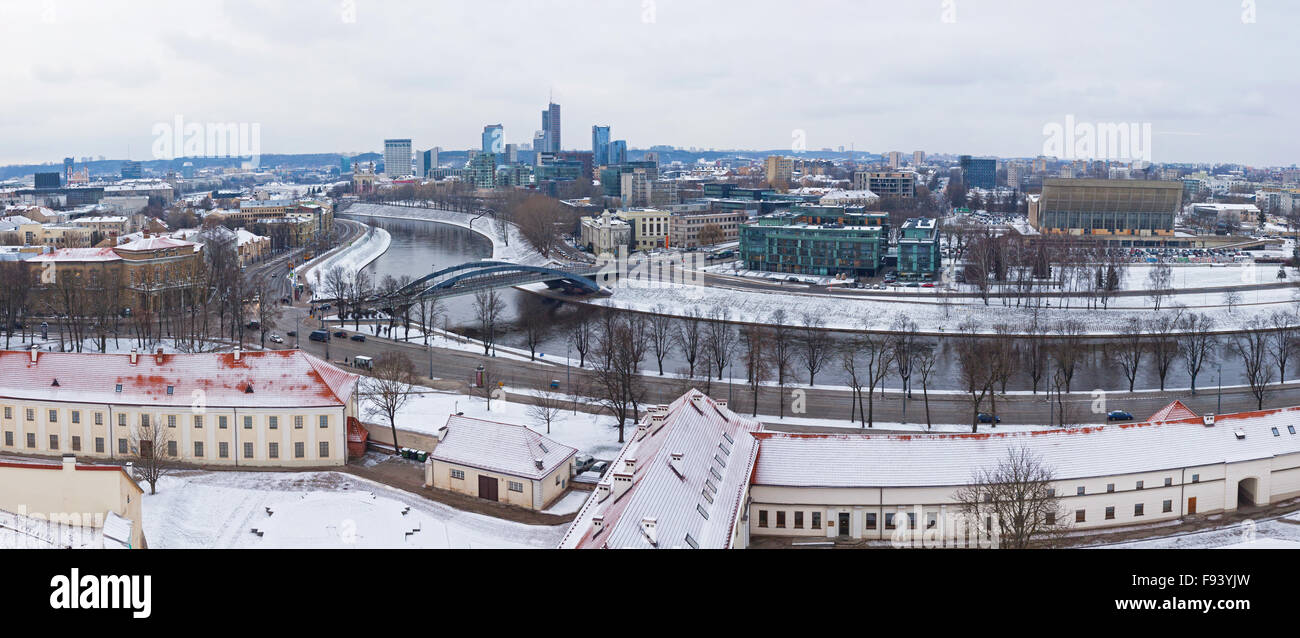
[478,475,499,502]
[1187,497,1197,515]
[838,512,851,537]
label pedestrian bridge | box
[378,260,606,301]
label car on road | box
[319,303,331,310]
[977,412,1001,424]
[786,276,800,283]
[905,282,920,287]
[333,331,347,338]
[286,331,297,337]
[350,334,366,342]
[309,330,330,342]
[921,282,935,288]
[246,320,260,330]
[269,334,283,344]
[1107,410,1134,421]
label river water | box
[343,213,1257,392]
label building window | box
[194,442,204,458]
[294,442,304,459]
[776,511,786,528]
[794,512,804,529]
[94,412,103,426]
[49,409,57,423]
[1164,477,1172,487]
[119,438,128,454]
[95,437,104,453]
[1106,483,1115,493]
[2,432,10,447]
[269,416,278,430]
[1163,500,1173,513]
[885,513,896,530]
[1136,480,1144,490]
[72,411,80,424]
[1076,486,1085,496]
[219,442,229,458]
[758,510,768,527]
[2,406,9,419]
[118,413,126,426]
[141,414,149,428]
[319,415,328,429]
[167,414,176,428]
[244,416,253,429]
[812,512,821,529]
[1134,503,1144,516]
[294,415,304,429]
[508,481,524,493]
[1046,511,1056,526]
[319,442,329,458]
[865,513,877,530]
[166,440,177,457]
[268,442,279,459]
[451,469,465,480]
[71,436,81,451]
[194,415,203,429]
[243,442,253,458]
[1075,510,1086,523]
[49,435,58,450]
[1105,506,1115,520]
[1191,474,1200,484]
[219,416,228,429]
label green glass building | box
[739,205,890,278]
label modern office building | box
[853,170,915,198]
[592,125,611,166]
[607,140,627,166]
[416,148,440,178]
[896,217,941,280]
[482,124,504,154]
[555,151,594,180]
[765,155,794,187]
[119,160,142,180]
[739,206,891,278]
[1029,178,1183,242]
[959,155,996,189]
[34,172,61,189]
[469,152,498,189]
[540,102,561,153]
[383,138,412,177]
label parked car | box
[309,329,330,342]
[269,334,284,344]
[921,282,935,288]
[286,331,297,337]
[786,276,800,283]
[1107,410,1134,421]
[573,454,595,474]
[319,303,331,310]
[590,461,610,477]
[333,331,347,338]
[350,334,366,342]
[977,412,1001,424]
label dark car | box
[319,303,331,310]
[333,331,347,338]
[246,320,260,330]
[309,330,330,342]
[1107,410,1134,421]
[977,412,1001,424]
[350,334,365,342]
[286,331,297,337]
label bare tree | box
[1148,311,1182,391]
[955,319,995,432]
[769,309,797,419]
[1145,262,1173,311]
[527,388,566,434]
[647,305,675,375]
[129,418,177,495]
[739,324,770,417]
[567,310,594,368]
[860,331,894,428]
[914,343,939,429]
[592,314,648,443]
[473,288,505,355]
[1232,320,1274,410]
[1269,311,1298,383]
[703,305,737,385]
[1177,313,1217,395]
[673,306,704,380]
[361,352,419,453]
[797,312,833,386]
[1050,319,1087,394]
[1222,288,1242,314]
[1110,317,1147,393]
[952,446,1070,549]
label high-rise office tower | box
[607,140,627,165]
[417,148,440,178]
[384,138,412,177]
[592,125,611,166]
[482,124,504,154]
[913,150,924,167]
[541,101,561,152]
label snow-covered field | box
[343,202,547,266]
[142,470,566,549]
[303,223,391,288]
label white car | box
[269,334,284,344]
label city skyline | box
[1,0,1296,167]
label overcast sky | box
[1,0,1296,167]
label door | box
[838,512,851,537]
[478,475,499,502]
[1187,497,1197,515]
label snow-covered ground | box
[571,277,1300,335]
[343,202,547,266]
[303,223,391,289]
[1095,510,1300,549]
[142,470,566,549]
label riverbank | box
[302,220,391,288]
[342,202,547,266]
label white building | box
[579,211,631,255]
[383,138,413,177]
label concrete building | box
[560,390,762,549]
[0,349,359,468]
[0,456,145,549]
[669,210,747,248]
[853,170,915,198]
[896,217,941,280]
[425,415,577,511]
[765,155,794,187]
[383,138,412,177]
[959,155,996,189]
[580,210,632,255]
[1029,178,1183,242]
[912,150,924,167]
[615,208,671,251]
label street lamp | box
[1217,363,1223,414]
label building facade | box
[896,217,941,280]
[959,155,996,189]
[614,208,671,251]
[854,170,916,198]
[383,138,412,177]
[426,415,576,511]
[1030,178,1183,241]
[669,210,747,248]
[739,206,890,278]
[580,211,632,255]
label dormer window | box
[115,384,123,393]
[166,385,174,395]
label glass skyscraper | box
[592,125,610,166]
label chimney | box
[129,348,138,365]
[155,347,164,364]
[624,457,637,474]
[533,457,544,470]
[61,454,76,472]
[640,517,658,547]
[1203,413,1216,426]
[596,481,612,502]
[592,514,605,533]
[29,343,38,363]
[611,472,633,500]
[233,346,242,361]
[671,452,683,462]
[668,452,685,478]
[715,399,728,410]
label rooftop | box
[432,415,576,480]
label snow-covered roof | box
[560,390,762,549]
[115,236,198,252]
[26,247,121,262]
[752,405,1300,489]
[0,349,358,409]
[432,415,576,480]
